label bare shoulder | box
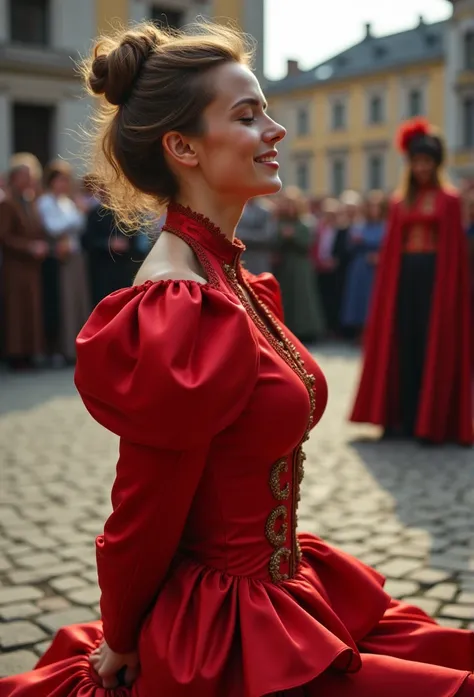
[134,230,208,286]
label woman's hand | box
[89,640,139,688]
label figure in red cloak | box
[350,118,473,446]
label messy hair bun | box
[80,21,252,229]
[88,26,161,106]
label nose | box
[263,116,286,144]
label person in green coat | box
[273,188,326,343]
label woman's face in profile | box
[191,62,287,202]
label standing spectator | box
[340,190,387,338]
[82,180,136,307]
[333,190,364,338]
[311,197,340,335]
[274,187,325,342]
[350,118,472,445]
[37,161,90,364]
[0,157,48,370]
[237,197,275,275]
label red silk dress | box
[1,204,472,697]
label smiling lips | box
[254,150,279,167]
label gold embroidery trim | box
[222,263,316,581]
[265,505,288,548]
[269,547,291,583]
[270,458,290,501]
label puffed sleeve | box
[75,279,259,449]
[243,270,284,322]
[74,280,259,652]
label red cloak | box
[350,187,473,445]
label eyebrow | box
[230,97,268,111]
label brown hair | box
[44,159,73,189]
[364,189,388,221]
[81,21,252,229]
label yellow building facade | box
[267,21,449,196]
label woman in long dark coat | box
[0,160,48,369]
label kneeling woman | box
[1,26,472,697]
[350,118,473,445]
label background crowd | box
[0,151,473,372]
[0,153,155,371]
[238,182,474,344]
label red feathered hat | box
[396,117,444,165]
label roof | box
[266,20,447,95]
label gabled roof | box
[266,20,447,95]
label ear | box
[162,131,198,169]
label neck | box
[175,188,245,241]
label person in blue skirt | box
[340,190,387,338]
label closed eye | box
[240,116,256,124]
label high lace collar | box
[164,202,245,266]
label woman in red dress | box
[1,24,472,697]
[350,118,473,445]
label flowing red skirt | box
[0,534,472,697]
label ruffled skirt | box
[1,534,473,697]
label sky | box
[264,0,453,79]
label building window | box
[10,0,50,45]
[465,31,474,70]
[331,158,346,196]
[13,104,55,166]
[368,94,384,124]
[151,5,184,29]
[367,153,384,190]
[296,107,309,136]
[408,88,424,117]
[331,100,346,130]
[296,161,310,191]
[462,97,474,148]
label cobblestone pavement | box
[0,347,473,677]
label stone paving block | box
[8,561,85,585]
[376,558,423,579]
[0,553,12,571]
[390,545,429,559]
[0,621,48,649]
[66,586,101,606]
[403,596,441,617]
[408,568,452,585]
[37,596,72,612]
[425,583,458,602]
[0,586,43,605]
[0,603,40,620]
[357,552,388,568]
[7,544,34,558]
[436,617,464,629]
[15,552,60,569]
[367,535,402,552]
[457,592,474,606]
[81,570,99,584]
[384,579,421,599]
[49,576,88,593]
[34,640,53,657]
[439,604,474,621]
[0,650,37,677]
[37,607,97,634]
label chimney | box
[418,15,425,27]
[365,22,372,39]
[286,59,300,77]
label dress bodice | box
[400,188,441,253]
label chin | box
[248,176,282,198]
